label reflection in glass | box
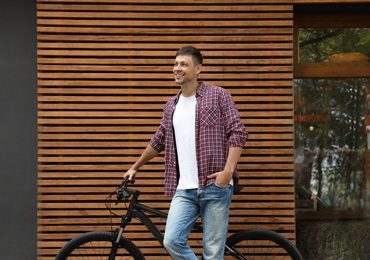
[294,78,369,217]
[299,28,370,63]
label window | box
[294,9,370,219]
[295,78,368,217]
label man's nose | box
[173,64,182,71]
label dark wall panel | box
[0,0,37,259]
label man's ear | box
[196,64,203,75]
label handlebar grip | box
[121,177,135,188]
[121,178,129,188]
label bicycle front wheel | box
[225,228,303,260]
[55,231,145,260]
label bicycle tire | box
[55,231,145,260]
[225,228,303,260]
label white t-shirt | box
[173,94,198,189]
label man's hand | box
[207,146,243,187]
[123,169,137,182]
[207,170,233,187]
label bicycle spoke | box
[226,229,303,260]
[56,231,144,260]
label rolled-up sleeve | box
[221,89,248,148]
[150,122,166,153]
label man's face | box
[173,55,202,86]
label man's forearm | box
[130,144,160,171]
[223,146,243,173]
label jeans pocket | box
[205,183,233,205]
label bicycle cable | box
[105,188,129,231]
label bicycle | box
[55,178,303,259]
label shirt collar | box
[174,81,205,104]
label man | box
[123,46,247,259]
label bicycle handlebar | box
[116,178,138,204]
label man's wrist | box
[222,169,234,176]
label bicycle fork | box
[108,216,129,260]
[106,227,124,260]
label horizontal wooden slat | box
[37,33,293,42]
[38,164,296,172]
[38,12,293,19]
[37,149,294,156]
[37,19,293,27]
[36,0,292,4]
[38,95,292,103]
[38,170,295,179]
[38,111,293,118]
[37,50,292,58]
[37,3,293,11]
[38,42,293,50]
[38,79,294,87]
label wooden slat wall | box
[37,0,294,258]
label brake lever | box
[116,189,131,204]
[116,178,135,205]
[121,177,135,188]
[115,190,124,205]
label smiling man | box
[124,46,248,259]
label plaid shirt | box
[150,82,248,196]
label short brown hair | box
[176,46,203,65]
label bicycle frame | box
[115,186,203,248]
[113,182,248,260]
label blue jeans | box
[163,184,233,260]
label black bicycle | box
[55,178,303,260]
